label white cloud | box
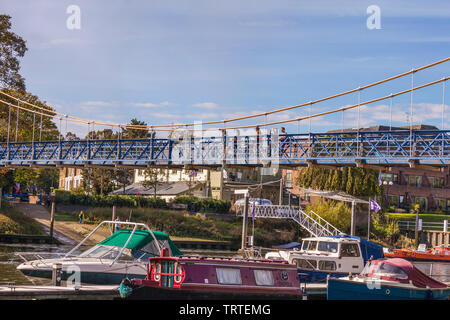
[132,101,178,108]
[191,102,220,109]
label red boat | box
[385,245,450,262]
[119,248,302,300]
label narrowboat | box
[17,221,182,285]
[265,235,384,283]
[384,245,450,262]
[119,248,302,300]
[327,258,450,300]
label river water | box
[0,243,449,286]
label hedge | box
[173,195,231,214]
[55,190,167,208]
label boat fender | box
[119,278,133,299]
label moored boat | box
[384,245,450,262]
[265,235,384,283]
[327,258,450,300]
[17,221,182,285]
[120,248,302,300]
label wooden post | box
[241,193,249,251]
[414,209,419,248]
[49,200,55,239]
[350,201,356,236]
[112,205,116,221]
[279,178,283,205]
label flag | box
[378,170,382,186]
[369,199,381,212]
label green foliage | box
[296,167,383,197]
[55,189,167,209]
[304,200,352,233]
[173,195,231,213]
[370,213,400,245]
[11,168,58,193]
[0,15,27,91]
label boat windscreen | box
[78,245,134,260]
[373,262,408,280]
[317,242,338,253]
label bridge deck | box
[0,130,449,168]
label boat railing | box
[63,221,163,264]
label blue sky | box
[1,0,450,137]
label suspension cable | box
[0,57,448,130]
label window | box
[318,260,336,271]
[374,262,408,280]
[340,243,361,257]
[317,242,338,253]
[407,175,422,187]
[381,173,398,184]
[216,268,242,285]
[414,197,427,210]
[436,198,446,210]
[253,270,274,286]
[302,241,317,251]
[293,259,317,270]
[388,195,399,207]
[429,177,444,189]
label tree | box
[296,167,383,198]
[141,168,161,198]
[0,15,27,92]
[123,118,150,139]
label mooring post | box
[415,210,419,248]
[241,193,249,251]
[112,205,116,221]
[49,199,55,239]
[350,201,356,236]
[367,203,371,240]
[52,263,62,286]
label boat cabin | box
[265,235,384,282]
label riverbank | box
[0,201,45,236]
[1,201,300,249]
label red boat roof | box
[383,258,448,289]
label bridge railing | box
[0,130,449,166]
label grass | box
[60,206,299,248]
[0,200,46,235]
[387,213,449,222]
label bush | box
[173,196,231,213]
[305,200,351,233]
[55,190,167,209]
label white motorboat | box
[265,235,384,283]
[16,221,183,285]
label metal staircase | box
[237,205,342,237]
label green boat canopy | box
[99,229,183,256]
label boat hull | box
[384,253,450,263]
[121,283,302,300]
[17,259,148,285]
[327,278,450,300]
[20,268,146,285]
[297,270,349,283]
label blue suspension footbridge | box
[0,58,449,170]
